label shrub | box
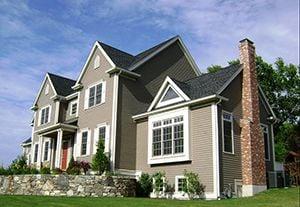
[40,167,51,174]
[183,170,205,199]
[66,157,80,175]
[79,161,91,175]
[92,139,110,175]
[8,155,28,174]
[152,171,166,196]
[52,168,63,175]
[136,173,152,197]
[0,166,8,175]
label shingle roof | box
[98,36,178,70]
[22,137,31,144]
[172,64,242,100]
[48,73,76,96]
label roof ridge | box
[97,41,135,57]
[47,72,76,82]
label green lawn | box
[0,187,299,207]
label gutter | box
[132,94,228,121]
[105,67,141,78]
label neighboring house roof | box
[22,137,32,146]
[173,64,242,100]
[47,73,76,96]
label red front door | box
[61,141,68,170]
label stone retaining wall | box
[0,174,136,197]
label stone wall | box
[0,174,136,197]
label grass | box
[0,187,299,207]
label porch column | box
[37,135,44,169]
[55,129,63,168]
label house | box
[22,36,277,199]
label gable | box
[148,76,190,111]
[32,75,57,107]
[75,42,115,87]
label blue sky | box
[0,0,298,166]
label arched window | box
[94,55,100,69]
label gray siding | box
[115,41,199,170]
[135,106,214,193]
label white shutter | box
[76,132,81,157]
[93,128,99,154]
[102,81,106,103]
[84,88,89,109]
[105,125,110,153]
[86,129,91,155]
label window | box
[81,131,88,155]
[70,101,78,116]
[45,84,49,95]
[175,176,187,192]
[34,144,39,163]
[152,177,166,193]
[40,106,50,125]
[85,81,105,109]
[148,108,190,165]
[261,125,270,160]
[222,111,234,153]
[156,85,184,108]
[43,141,49,161]
[94,124,109,154]
[94,55,100,69]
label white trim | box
[38,104,52,126]
[148,76,190,112]
[156,85,185,108]
[105,67,141,78]
[42,139,51,162]
[33,143,39,163]
[174,175,188,198]
[115,169,142,178]
[55,129,63,168]
[147,107,190,165]
[74,41,116,87]
[110,74,119,171]
[133,95,227,121]
[84,80,106,110]
[66,92,78,100]
[217,66,243,94]
[69,100,78,117]
[54,101,60,123]
[211,104,220,199]
[93,123,110,154]
[130,36,200,76]
[221,110,235,154]
[32,74,58,107]
[34,123,78,134]
[261,123,271,161]
[79,128,91,156]
[151,177,166,198]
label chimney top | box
[239,38,254,44]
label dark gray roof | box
[172,64,242,100]
[48,73,76,96]
[22,137,31,144]
[98,36,178,70]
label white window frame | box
[33,143,39,163]
[38,105,51,126]
[79,128,91,156]
[175,175,187,193]
[43,139,51,161]
[152,177,166,194]
[93,123,110,154]
[261,123,270,161]
[94,55,100,69]
[222,110,234,154]
[45,84,49,95]
[84,80,106,110]
[156,85,185,108]
[148,107,190,165]
[69,100,78,116]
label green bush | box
[0,166,8,175]
[66,156,81,175]
[136,173,152,197]
[92,139,110,175]
[183,170,205,199]
[51,168,63,175]
[152,171,166,196]
[40,167,51,174]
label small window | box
[34,144,39,163]
[156,85,185,108]
[152,177,166,193]
[161,87,179,102]
[81,131,88,155]
[40,106,50,125]
[176,176,187,192]
[43,141,49,161]
[261,125,270,160]
[70,101,78,116]
[222,111,234,153]
[45,84,49,95]
[94,55,100,69]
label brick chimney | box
[239,38,267,196]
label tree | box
[92,139,110,175]
[183,170,205,199]
[207,65,222,73]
